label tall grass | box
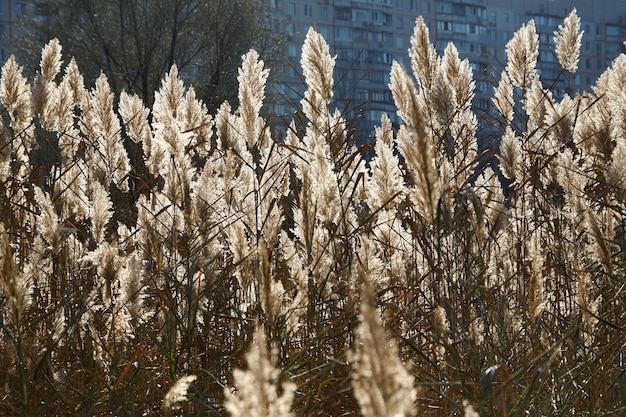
[1,12,625,416]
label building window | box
[335,27,352,40]
[515,14,522,26]
[370,90,392,102]
[477,78,488,92]
[337,48,354,60]
[383,13,392,26]
[396,0,403,9]
[336,7,351,20]
[320,6,328,19]
[489,12,496,26]
[382,32,393,45]
[367,51,393,64]
[502,13,509,24]
[606,25,620,36]
[355,90,368,100]
[409,0,417,11]
[369,71,386,82]
[396,17,403,29]
[396,36,404,49]
[540,51,555,62]
[287,24,295,36]
[437,2,452,13]
[287,2,295,15]
[304,4,312,17]
[288,44,297,58]
[370,110,387,123]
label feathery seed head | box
[182,86,213,156]
[505,20,539,89]
[367,119,404,209]
[605,54,626,140]
[0,55,32,130]
[63,57,87,106]
[0,226,22,322]
[554,8,583,73]
[375,113,394,147]
[546,93,576,146]
[433,305,450,335]
[397,113,441,222]
[88,73,131,190]
[389,61,418,125]
[524,76,550,133]
[301,27,336,120]
[430,69,456,129]
[89,181,113,245]
[40,38,63,82]
[34,186,64,252]
[224,326,296,417]
[31,72,51,126]
[56,160,89,218]
[349,281,416,417]
[499,127,522,181]
[442,42,475,107]
[493,71,514,125]
[238,49,269,149]
[163,375,197,412]
[607,140,626,195]
[463,401,480,417]
[56,75,77,134]
[301,27,335,95]
[154,64,185,120]
[409,16,439,90]
[119,91,151,144]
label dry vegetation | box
[1,10,626,416]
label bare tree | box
[18,0,284,108]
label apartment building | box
[0,0,28,62]
[268,0,626,136]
